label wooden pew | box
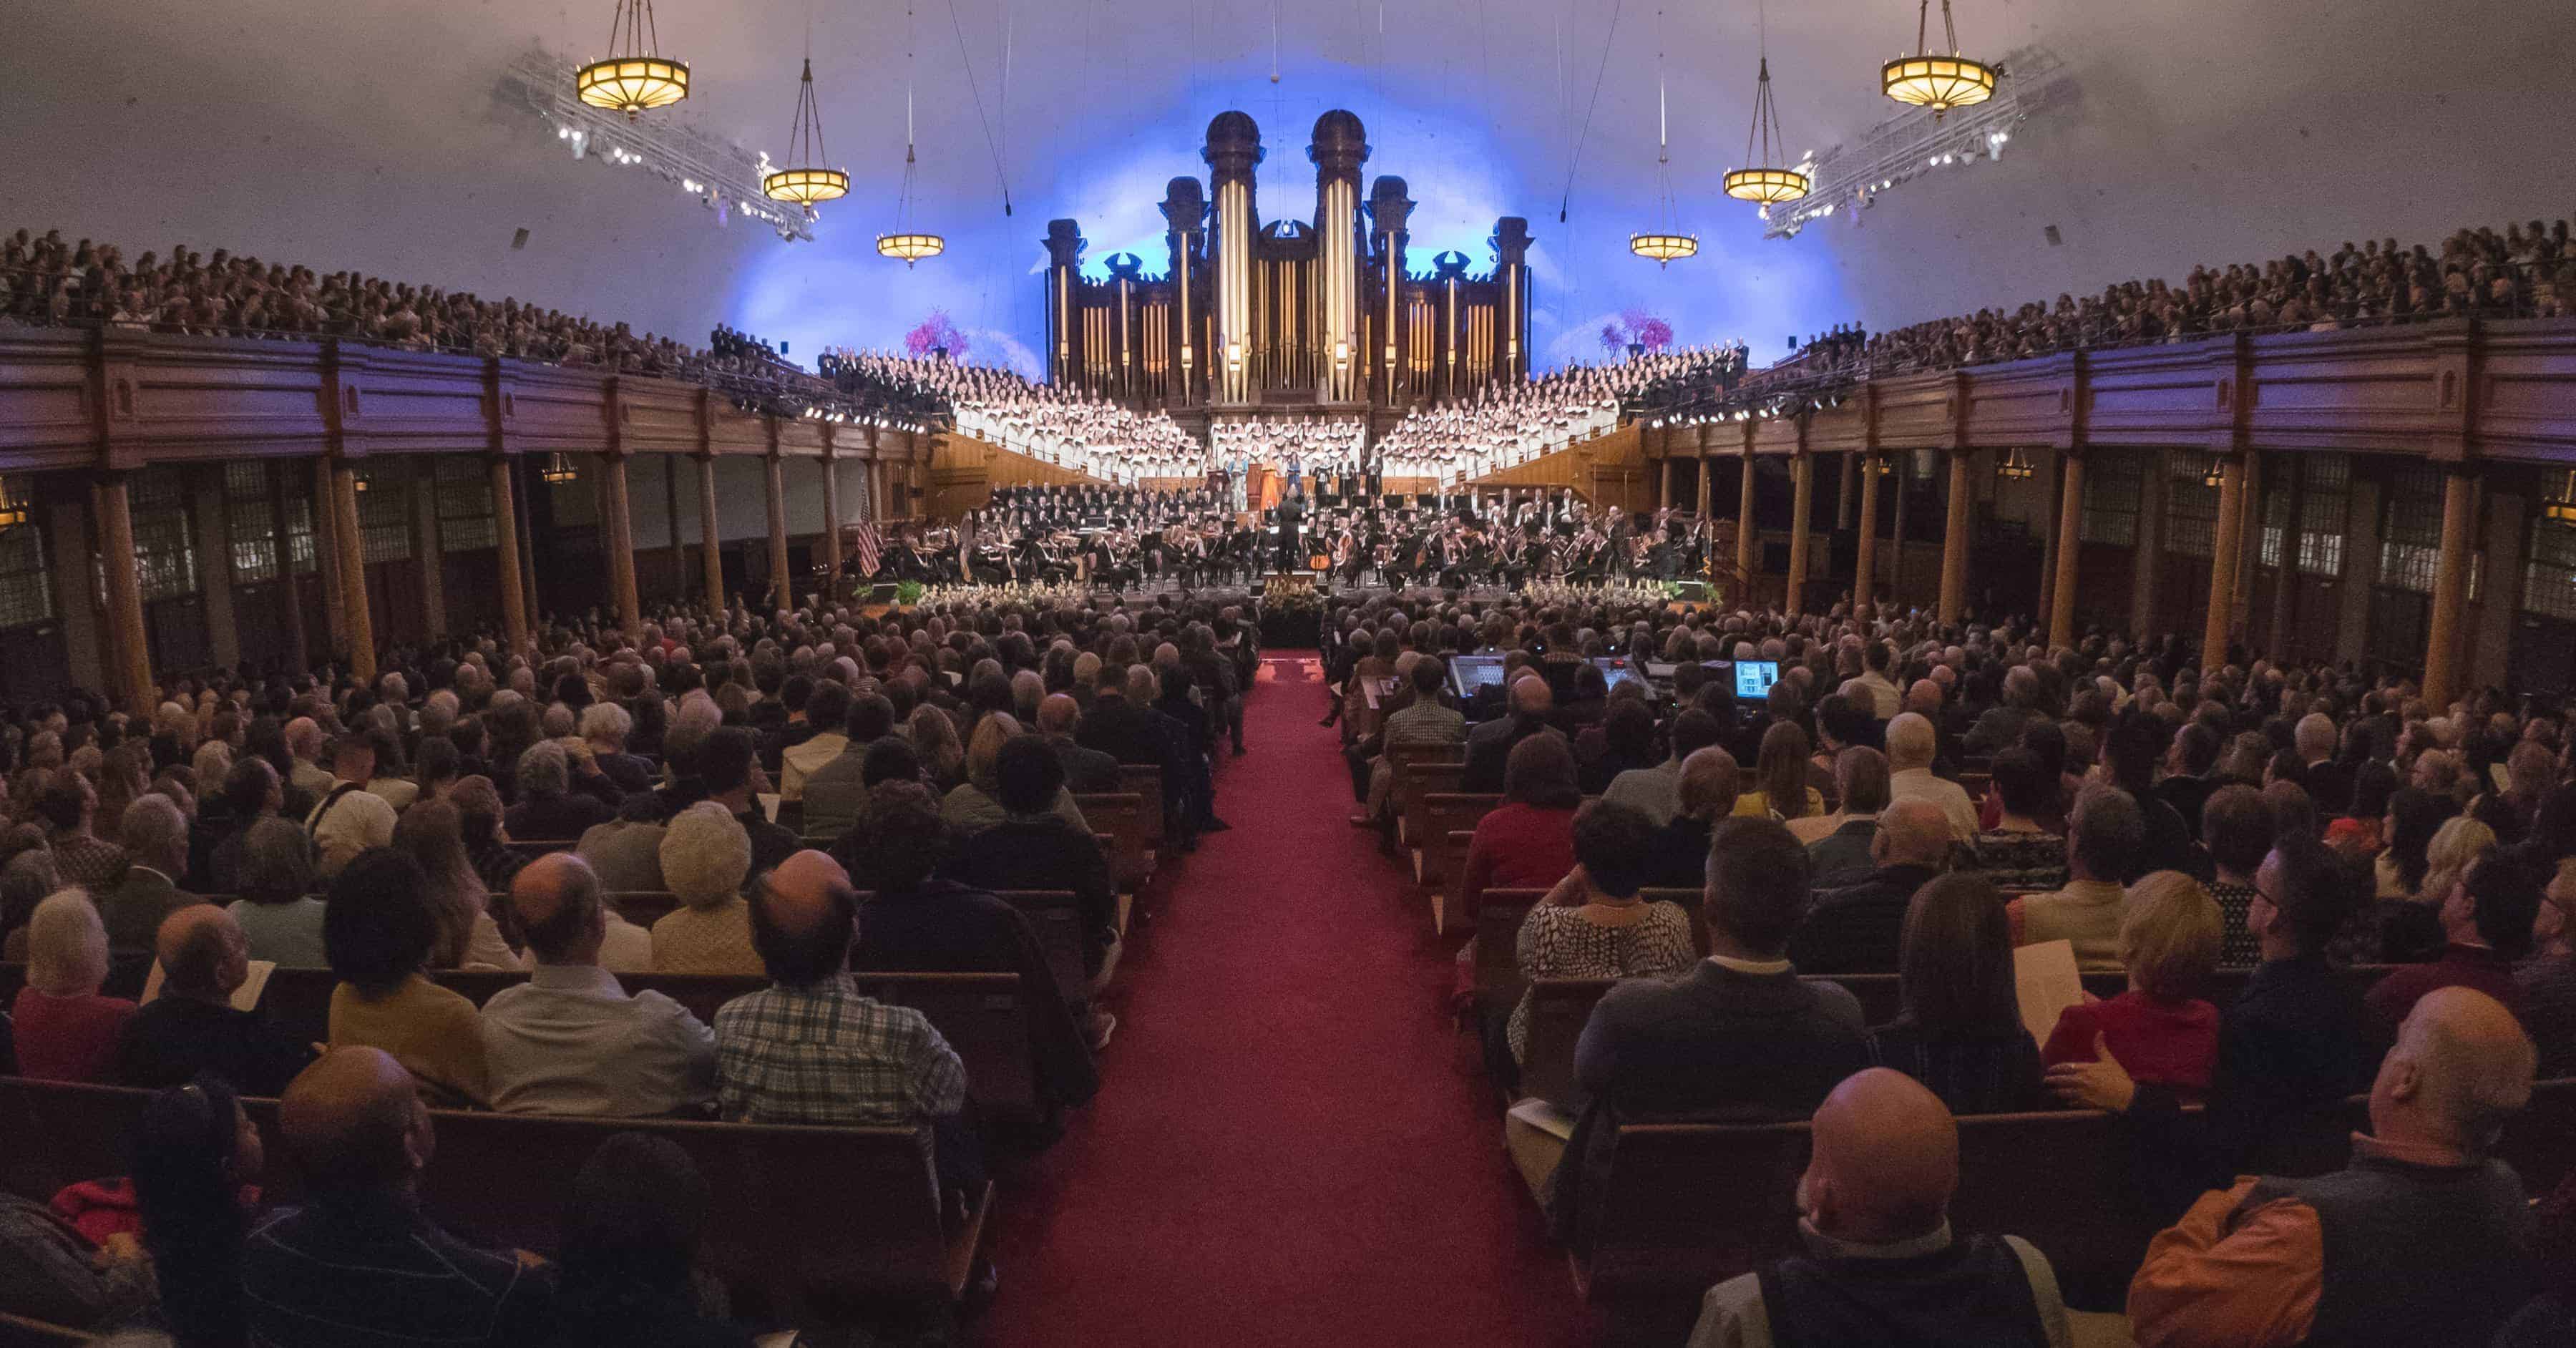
[0,1076,992,1319]
[1399,758,1465,856]
[238,967,1041,1119]
[1470,889,1555,1019]
[503,838,582,862]
[1571,1077,2576,1329]
[1416,792,1501,919]
[605,890,680,927]
[1072,791,1154,890]
[1116,764,1165,846]
[0,1313,87,1348]
[1513,967,2409,1113]
[990,890,1087,1007]
[1386,746,1463,844]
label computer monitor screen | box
[1450,655,1508,700]
[1735,660,1780,700]
[1591,657,1650,696]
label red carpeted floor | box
[977,653,1592,1347]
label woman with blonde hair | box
[2040,870,2223,1099]
[11,890,137,1082]
[1735,721,1825,821]
[651,801,761,975]
[910,703,966,792]
[391,800,525,971]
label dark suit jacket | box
[1076,695,1163,767]
[99,869,200,957]
[852,881,1099,1110]
[1556,960,1869,1249]
[1049,738,1123,794]
[1790,864,1941,975]
[1641,816,1714,889]
[1806,819,1880,888]
[1463,715,1555,794]
[942,816,1117,973]
[114,995,314,1097]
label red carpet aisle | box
[979,655,1591,1347]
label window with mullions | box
[225,461,284,585]
[2297,454,2350,577]
[2526,517,2576,622]
[0,480,53,628]
[129,470,199,602]
[357,472,413,565]
[2260,475,2293,570]
[2079,451,2142,546]
[2379,464,2444,595]
[434,457,497,552]
[2166,453,2221,560]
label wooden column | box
[1785,454,1814,611]
[697,454,725,617]
[44,482,107,691]
[311,459,347,651]
[2049,454,2086,651]
[1695,443,1714,521]
[1889,454,1913,608]
[1940,449,1974,624]
[602,452,640,644]
[1838,450,1859,530]
[411,457,447,640]
[2233,451,2265,619]
[331,461,376,682]
[190,465,241,671]
[2421,468,2479,710]
[93,475,156,716]
[2132,454,2167,640]
[763,454,791,613]
[1735,452,1757,585]
[487,456,530,653]
[2201,454,2247,673]
[2037,449,2065,635]
[1854,455,1883,612]
[818,456,844,580]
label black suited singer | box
[1273,491,1306,572]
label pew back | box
[1417,792,1501,898]
[1071,791,1154,890]
[1400,758,1465,852]
[1116,765,1166,845]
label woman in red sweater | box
[10,889,137,1083]
[1458,733,1584,917]
[2042,870,2223,1098]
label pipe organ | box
[1043,108,1533,429]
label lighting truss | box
[1765,45,2067,240]
[499,44,814,243]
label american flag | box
[851,521,883,578]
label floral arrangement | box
[1599,308,1676,356]
[903,310,970,360]
[909,580,1093,610]
[1518,579,1679,610]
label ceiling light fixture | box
[1724,5,1810,207]
[1997,446,2036,481]
[2546,469,2576,527]
[540,453,580,486]
[1630,9,1698,266]
[763,59,847,217]
[576,0,688,121]
[1882,0,1997,121]
[876,4,945,266]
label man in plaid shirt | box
[714,850,977,1186]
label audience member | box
[2200,784,2273,967]
[1603,708,1723,829]
[114,905,312,1095]
[1800,746,1890,884]
[1866,874,2046,1114]
[700,728,796,874]
[650,801,761,975]
[10,891,136,1083]
[225,816,326,967]
[130,1075,262,1348]
[1506,802,1697,1073]
[244,1047,556,1347]
[1641,747,1740,889]
[2365,844,2545,1037]
[2041,871,2223,1096]
[2009,785,2147,971]
[1684,1069,2073,1348]
[37,776,130,891]
[2519,854,2576,1077]
[479,854,716,1117]
[1463,674,1558,795]
[1792,799,1951,975]
[2127,987,2538,1348]
[322,849,490,1108]
[99,795,200,957]
[543,1133,763,1348]
[1973,747,2068,893]
[1458,735,1584,919]
[304,733,397,879]
[1886,713,1976,842]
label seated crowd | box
[0,583,1262,1344]
[1330,585,2576,1345]
[1638,213,2576,419]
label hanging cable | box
[942,0,1014,215]
[1556,0,1623,223]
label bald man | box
[112,904,311,1095]
[1687,1069,2073,1348]
[713,851,972,1173]
[1463,672,1559,793]
[1885,713,1979,843]
[477,854,714,1118]
[246,1047,555,1348]
[1038,692,1122,793]
[2129,987,2540,1348]
[1790,799,1954,975]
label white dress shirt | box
[479,963,716,1117]
[1889,766,1980,842]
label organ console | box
[1043,108,1533,424]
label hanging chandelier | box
[876,6,944,267]
[1882,0,1997,121]
[2201,455,2229,489]
[1629,9,1697,267]
[540,452,579,486]
[1722,57,1809,207]
[0,477,27,530]
[576,0,689,121]
[763,59,849,218]
[1996,446,2036,482]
